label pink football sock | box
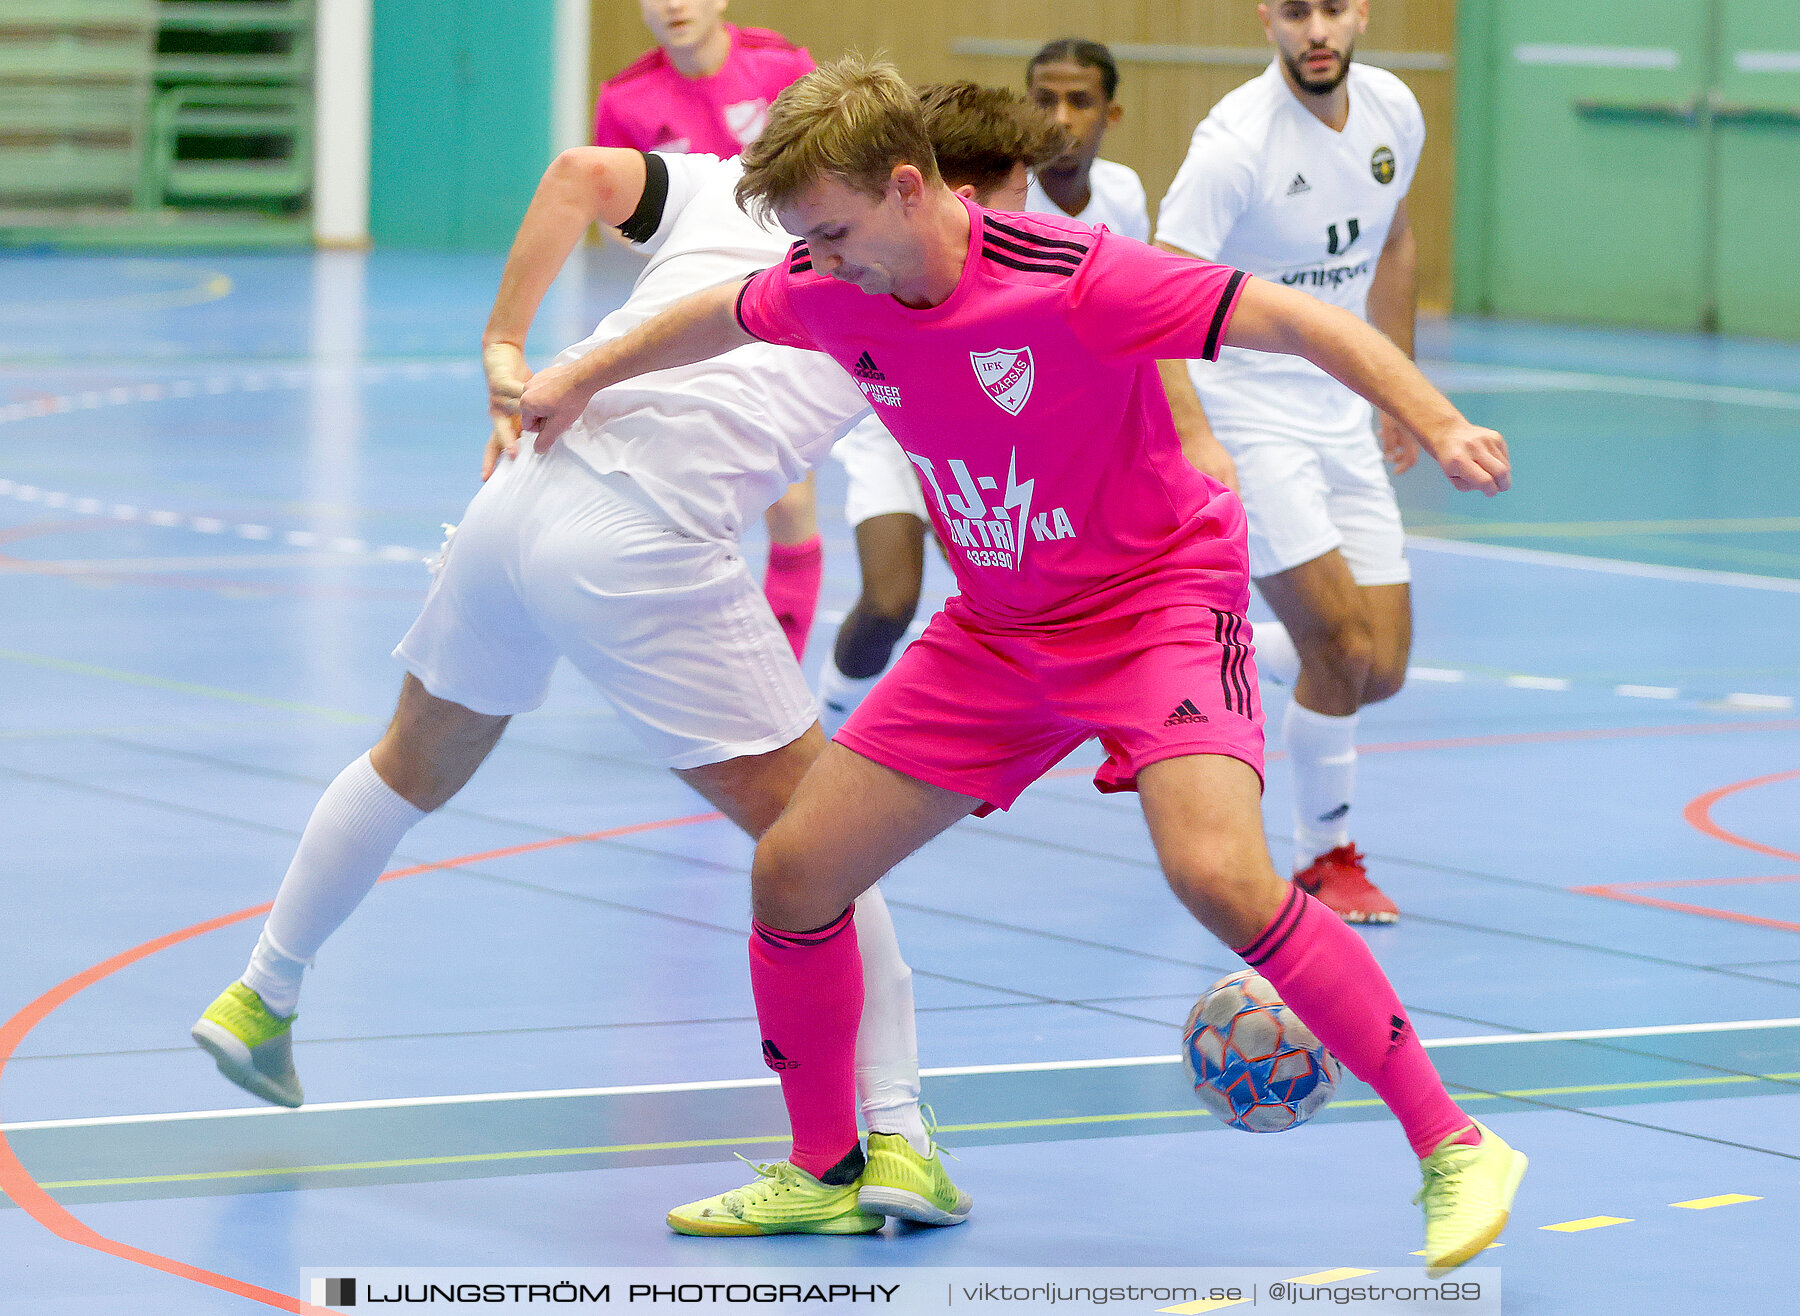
[1236,887,1479,1158]
[749,909,864,1181]
[764,535,824,661]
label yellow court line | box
[35,1070,1800,1193]
[1287,1268,1378,1283]
[1672,1194,1761,1210]
[0,648,372,724]
[1541,1216,1633,1233]
[1160,1300,1248,1314]
[39,1134,791,1190]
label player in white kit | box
[1156,0,1426,923]
[815,43,1235,728]
[1024,38,1149,241]
[187,96,1051,1224]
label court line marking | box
[1683,769,1800,865]
[1428,362,1800,410]
[1672,1193,1760,1209]
[1407,535,1800,594]
[1540,1216,1633,1233]
[0,647,373,725]
[11,1019,1800,1133]
[23,1071,1800,1192]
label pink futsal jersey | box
[736,199,1254,628]
[594,25,815,156]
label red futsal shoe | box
[1293,845,1398,925]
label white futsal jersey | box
[1157,62,1425,446]
[552,153,868,541]
[1025,157,1150,242]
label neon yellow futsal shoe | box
[190,981,303,1108]
[1415,1121,1528,1276]
[858,1132,972,1225]
[667,1158,884,1237]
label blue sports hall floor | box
[1,249,1796,1314]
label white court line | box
[1406,535,1800,594]
[8,1017,1798,1133]
[1425,362,1800,411]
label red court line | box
[1575,768,1800,931]
[1683,768,1800,864]
[1571,878,1800,934]
[0,810,722,1313]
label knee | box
[751,823,827,929]
[1163,842,1288,948]
[1361,655,1409,705]
[1299,615,1376,688]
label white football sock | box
[240,752,425,1017]
[1252,619,1301,686]
[852,885,928,1155]
[1284,701,1358,867]
[817,657,882,738]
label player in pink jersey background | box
[524,58,1525,1271]
[595,0,824,659]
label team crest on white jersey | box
[970,348,1035,416]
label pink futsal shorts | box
[836,598,1265,814]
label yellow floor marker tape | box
[1671,1194,1761,1210]
[1541,1216,1633,1232]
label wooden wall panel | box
[589,2,1457,307]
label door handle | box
[1573,97,1701,124]
[1710,103,1800,126]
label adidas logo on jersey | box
[853,351,885,381]
[1287,173,1312,196]
[1164,699,1210,727]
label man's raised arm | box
[518,279,757,451]
[1222,278,1511,496]
[481,148,650,476]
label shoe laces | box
[720,1156,796,1210]
[918,1103,960,1163]
[1412,1143,1477,1210]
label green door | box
[1482,1,1711,329]
[1713,10,1800,337]
[369,0,554,250]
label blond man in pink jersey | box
[595,0,824,659]
[521,57,1526,1271]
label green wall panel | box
[1461,0,1800,337]
[370,0,555,250]
[1714,3,1800,338]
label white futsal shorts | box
[395,444,816,770]
[835,414,927,529]
[1226,431,1411,586]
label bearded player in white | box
[185,90,1060,1227]
[1156,0,1426,924]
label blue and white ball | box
[1182,969,1341,1132]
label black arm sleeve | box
[615,151,671,245]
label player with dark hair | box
[518,55,1527,1271]
[1024,38,1148,240]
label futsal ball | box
[1182,969,1341,1132]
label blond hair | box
[736,54,940,220]
[917,82,1066,196]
